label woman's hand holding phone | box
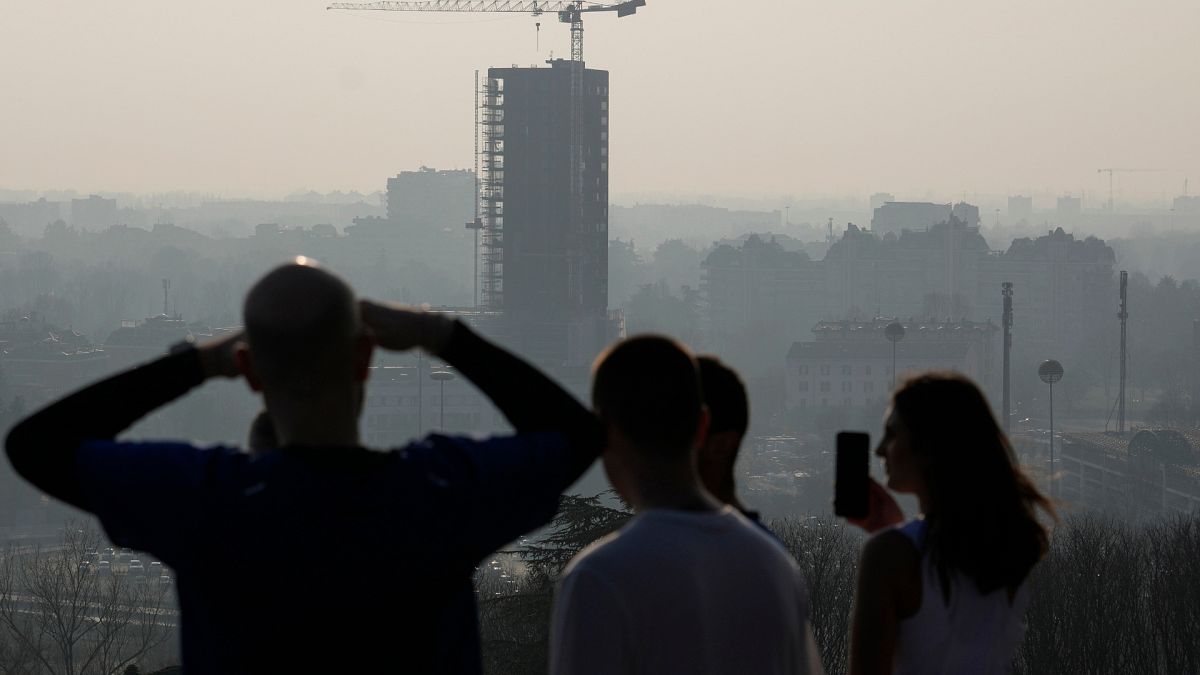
[846,478,905,534]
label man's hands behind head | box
[359,299,455,354]
[196,300,455,381]
[197,330,246,380]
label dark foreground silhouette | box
[551,337,823,675]
[5,260,602,674]
[844,373,1053,675]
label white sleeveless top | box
[892,519,1029,675]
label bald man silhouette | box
[7,258,603,674]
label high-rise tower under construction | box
[479,59,615,366]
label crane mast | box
[1096,168,1165,214]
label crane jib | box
[326,1,645,17]
[325,0,645,56]
[330,2,589,13]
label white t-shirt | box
[550,506,824,675]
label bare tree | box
[772,517,861,675]
[0,524,175,675]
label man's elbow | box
[5,421,87,509]
[5,422,36,481]
[3,419,60,486]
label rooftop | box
[786,340,974,360]
[812,317,998,340]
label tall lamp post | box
[416,352,423,435]
[1038,359,1064,498]
[885,321,906,389]
[430,369,456,429]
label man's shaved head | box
[243,258,361,393]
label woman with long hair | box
[846,372,1054,675]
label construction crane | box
[1096,168,1164,214]
[327,1,645,64]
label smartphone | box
[834,431,870,518]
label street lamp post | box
[885,321,906,390]
[1038,359,1064,499]
[416,352,423,435]
[430,370,456,429]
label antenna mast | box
[1118,270,1129,433]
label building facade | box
[702,235,822,358]
[871,201,952,236]
[821,219,991,321]
[869,192,895,212]
[1008,195,1034,221]
[0,199,63,236]
[977,228,1115,350]
[1056,195,1082,215]
[386,167,475,234]
[482,60,608,318]
[1173,195,1200,214]
[481,60,614,367]
[784,340,980,413]
[783,317,997,413]
[70,195,118,229]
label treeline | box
[477,506,1200,675]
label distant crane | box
[327,1,645,64]
[1096,168,1164,214]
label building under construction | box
[327,1,643,369]
[478,59,616,367]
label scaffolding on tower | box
[478,75,505,310]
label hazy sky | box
[3,0,1198,202]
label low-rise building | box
[70,195,118,229]
[1056,195,1082,215]
[0,199,63,235]
[1008,195,1034,221]
[784,317,996,413]
[977,228,1115,351]
[871,201,951,236]
[1174,195,1200,214]
[0,313,108,404]
[702,235,823,362]
[823,220,991,321]
[104,314,213,370]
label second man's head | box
[591,335,708,503]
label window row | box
[796,364,882,377]
[796,381,876,394]
[365,395,477,407]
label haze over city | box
[4,0,1198,201]
[2,1,1200,673]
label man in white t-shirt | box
[550,336,824,675]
